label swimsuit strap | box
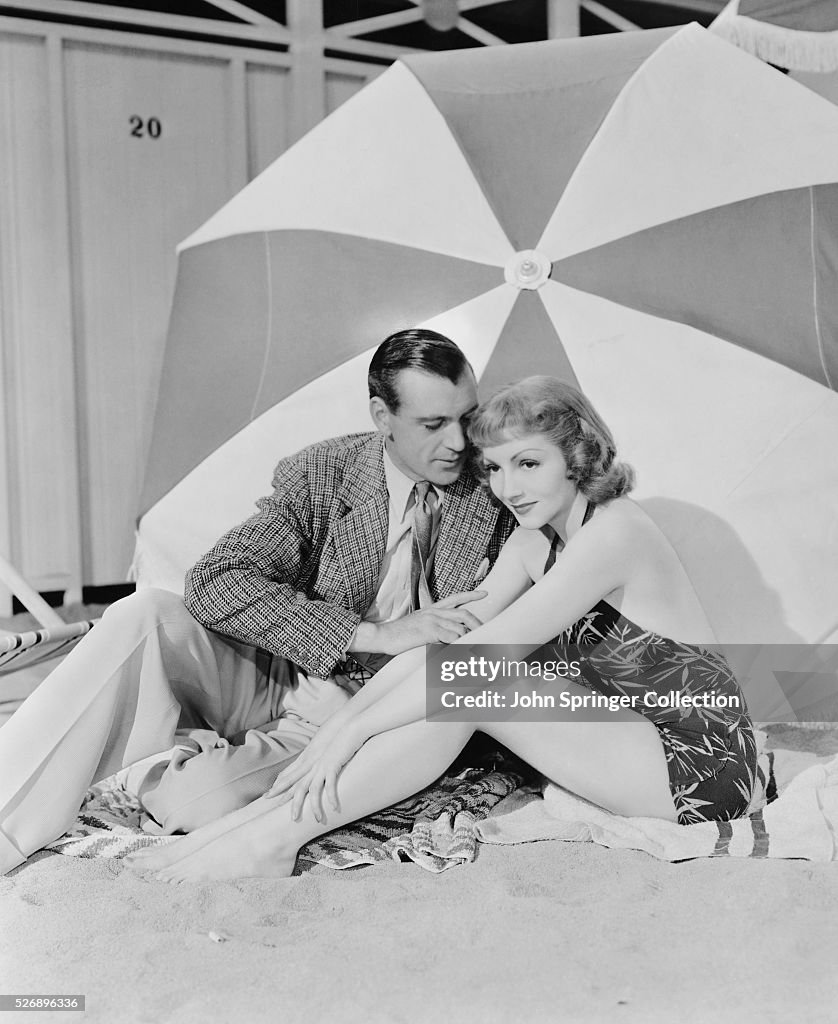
[543,533,561,573]
[544,500,595,572]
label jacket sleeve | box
[183,453,361,679]
[488,507,518,567]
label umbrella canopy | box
[711,0,838,71]
[137,23,838,651]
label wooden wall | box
[0,17,379,611]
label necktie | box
[341,482,436,684]
[411,481,436,610]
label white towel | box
[476,741,838,862]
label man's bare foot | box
[126,796,274,873]
[155,812,298,883]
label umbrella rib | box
[809,187,834,391]
[249,231,274,422]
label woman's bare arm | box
[326,528,535,724]
[269,513,637,813]
[349,513,633,742]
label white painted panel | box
[0,31,81,596]
[325,69,372,114]
[245,62,291,179]
[63,41,241,583]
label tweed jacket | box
[184,432,515,679]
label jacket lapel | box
[328,435,388,614]
[433,471,498,599]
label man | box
[0,329,514,871]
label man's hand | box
[350,590,486,656]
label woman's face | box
[481,432,577,531]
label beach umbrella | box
[136,23,838,660]
[711,0,838,72]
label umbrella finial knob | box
[505,250,552,291]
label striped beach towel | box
[476,742,838,861]
[43,736,838,870]
[44,746,530,873]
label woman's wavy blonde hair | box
[467,376,634,504]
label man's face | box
[371,368,479,485]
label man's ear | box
[369,396,391,436]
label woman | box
[129,377,757,881]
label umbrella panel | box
[477,291,579,396]
[815,184,838,378]
[142,232,502,512]
[138,25,838,652]
[178,59,513,266]
[402,29,677,249]
[552,185,838,388]
[537,279,838,644]
[739,0,838,32]
[537,25,838,263]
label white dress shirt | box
[363,446,443,623]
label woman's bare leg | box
[125,786,290,872]
[487,714,677,821]
[147,696,676,883]
[151,719,473,881]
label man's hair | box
[468,376,635,504]
[368,329,472,412]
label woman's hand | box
[265,719,367,823]
[265,711,345,800]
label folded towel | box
[476,742,838,862]
[43,748,529,873]
[44,735,837,871]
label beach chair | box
[0,554,99,675]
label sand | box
[2,730,837,1023]
[2,613,838,1023]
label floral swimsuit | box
[544,507,757,825]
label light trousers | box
[0,588,357,873]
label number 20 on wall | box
[129,116,162,139]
